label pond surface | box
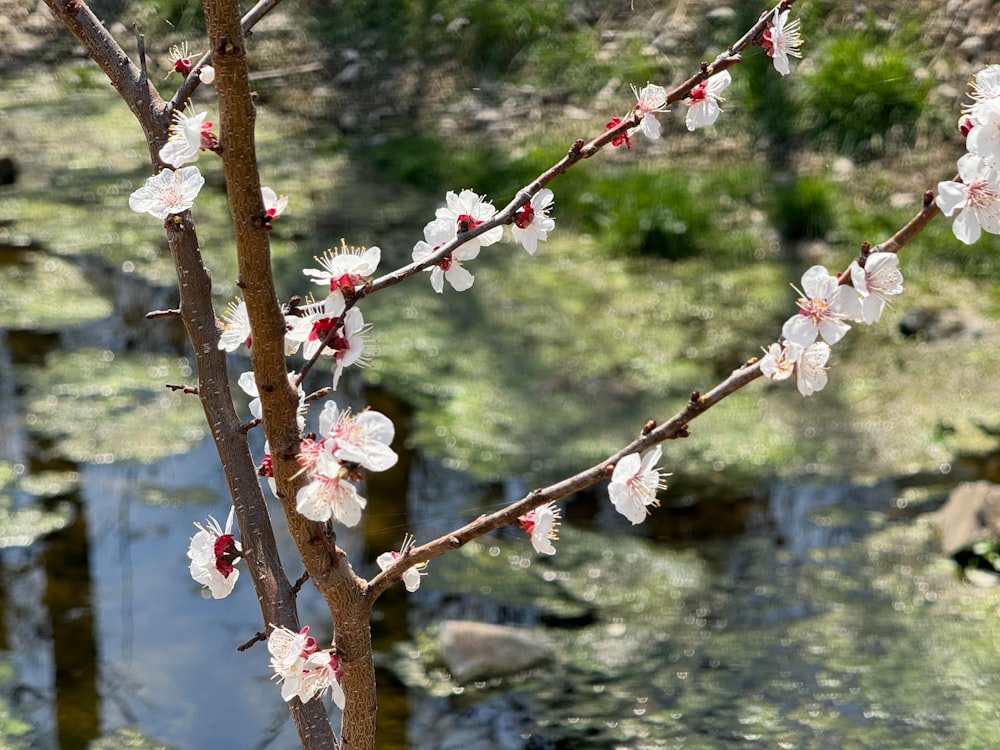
[2,424,998,749]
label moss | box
[0,250,112,330]
[20,349,206,463]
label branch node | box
[641,419,657,436]
[292,570,310,594]
[165,382,199,395]
[145,308,181,319]
[305,386,332,403]
[132,23,147,80]
[923,189,935,207]
[237,631,267,652]
[448,536,461,548]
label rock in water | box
[438,620,555,683]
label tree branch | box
[367,177,939,599]
[364,1,802,298]
[200,0,373,745]
[171,0,289,111]
[41,0,170,153]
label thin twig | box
[145,308,181,319]
[165,383,199,395]
[133,24,147,81]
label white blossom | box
[608,446,668,524]
[795,341,831,396]
[763,8,803,76]
[128,166,204,220]
[936,152,1000,244]
[685,70,731,131]
[847,252,904,324]
[781,265,854,347]
[518,502,561,555]
[511,189,556,254]
[187,506,241,599]
[632,82,669,140]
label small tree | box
[37,0,999,747]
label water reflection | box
[3,407,1000,748]
[42,490,99,749]
[3,222,999,749]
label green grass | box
[800,32,932,158]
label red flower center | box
[309,317,337,342]
[605,118,632,149]
[456,213,482,233]
[330,272,361,294]
[214,534,239,577]
[762,28,775,55]
[199,122,218,152]
[514,202,535,229]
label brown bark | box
[201,0,376,746]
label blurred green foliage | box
[772,175,836,242]
[308,0,574,75]
[800,32,932,157]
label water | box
[6,372,1000,749]
[3,233,1000,748]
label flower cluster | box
[290,242,380,387]
[760,340,830,397]
[268,625,345,708]
[937,65,1000,244]
[187,506,242,599]
[220,244,377,398]
[762,254,904,396]
[174,14,827,610]
[412,188,556,292]
[613,8,800,139]
[294,400,398,526]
